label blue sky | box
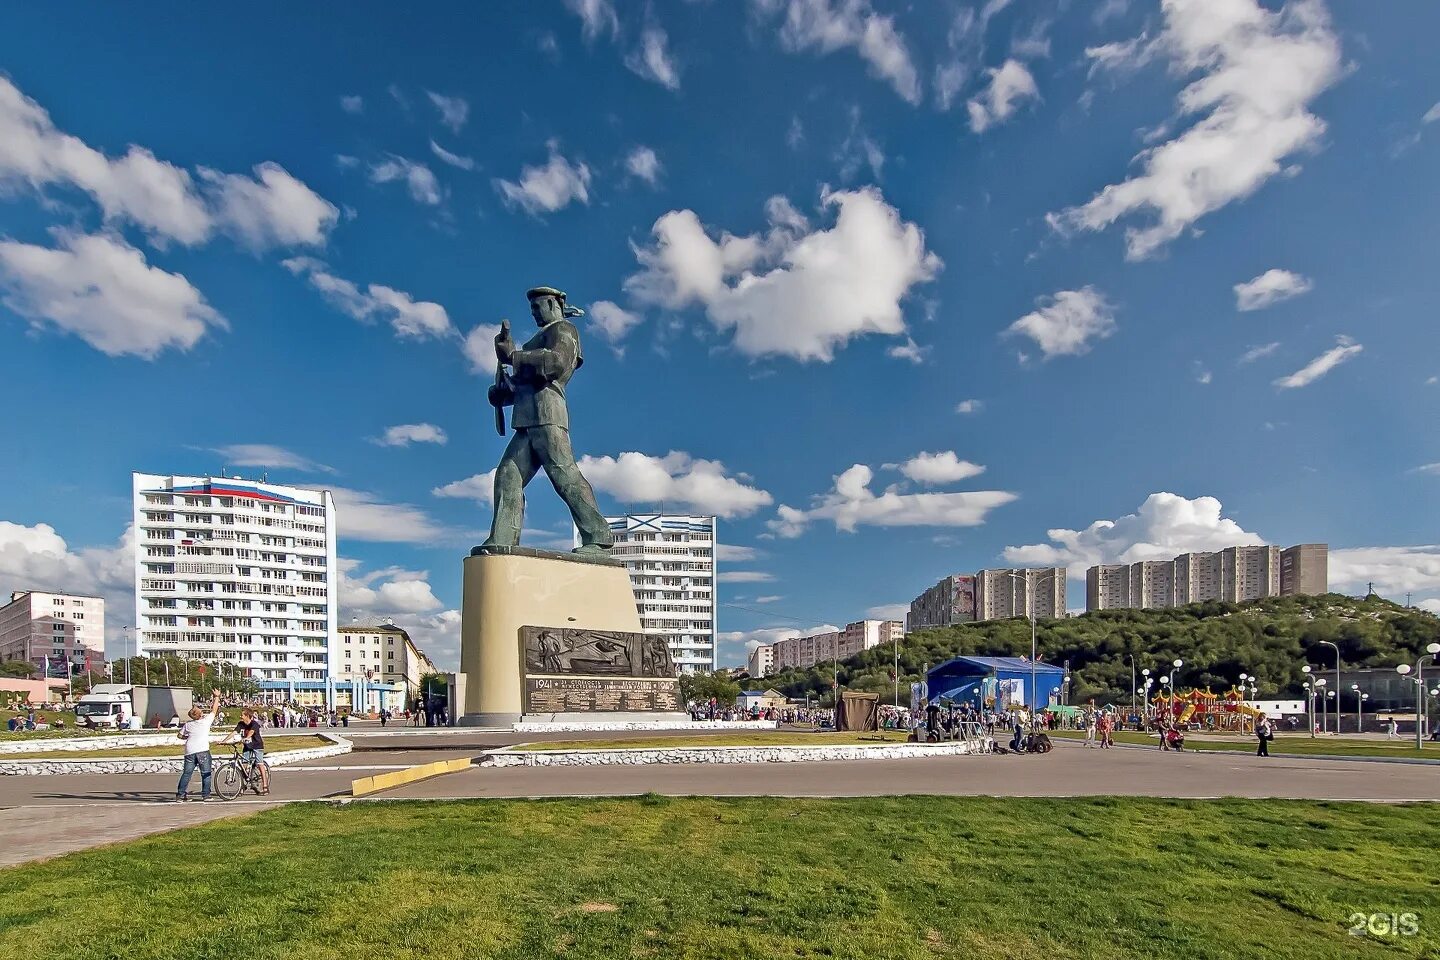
[1,1,1438,670]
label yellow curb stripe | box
[350,756,473,797]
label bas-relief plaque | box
[519,626,681,714]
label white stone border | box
[511,720,779,733]
[483,739,991,767]
[0,733,351,776]
[0,732,183,754]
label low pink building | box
[0,677,70,704]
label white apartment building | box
[0,591,105,671]
[770,620,903,672]
[132,473,338,682]
[975,568,1067,621]
[603,514,716,674]
[1085,565,1129,611]
[338,622,437,700]
[747,642,776,678]
[1085,543,1325,611]
[1130,560,1176,609]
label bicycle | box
[215,742,271,800]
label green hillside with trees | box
[757,593,1440,707]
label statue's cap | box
[526,286,567,302]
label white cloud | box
[0,521,136,649]
[967,59,1040,133]
[625,27,681,90]
[282,257,454,340]
[757,0,922,104]
[769,463,1015,537]
[425,91,469,133]
[588,300,644,342]
[1234,268,1313,311]
[955,399,983,414]
[1273,335,1362,389]
[836,109,886,181]
[1195,365,1213,385]
[0,76,335,249]
[752,595,784,604]
[886,451,986,486]
[338,559,458,668]
[1413,464,1440,477]
[340,95,364,114]
[373,423,448,447]
[1331,546,1440,597]
[1418,598,1440,615]
[432,470,497,504]
[578,451,773,519]
[1238,341,1281,364]
[429,140,476,171]
[329,486,448,543]
[209,444,335,475]
[564,0,619,42]
[462,323,502,376]
[369,155,442,205]
[625,146,662,185]
[1051,0,1344,260]
[719,625,842,658]
[494,143,592,215]
[718,571,776,584]
[0,231,225,359]
[865,603,909,620]
[717,544,762,563]
[1424,102,1440,126]
[1005,286,1116,360]
[339,559,444,616]
[625,186,940,362]
[197,162,339,250]
[1002,491,1264,573]
[886,338,927,364]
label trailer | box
[74,684,194,729]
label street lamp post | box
[1351,683,1363,733]
[1302,665,1318,737]
[1005,569,1056,730]
[1126,653,1137,718]
[1395,642,1440,749]
[1317,640,1340,734]
[1172,658,1184,691]
[1316,678,1328,733]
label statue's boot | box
[572,543,612,559]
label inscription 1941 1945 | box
[519,626,681,714]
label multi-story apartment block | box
[132,473,338,682]
[1085,543,1328,611]
[338,622,437,699]
[910,569,1065,627]
[907,574,977,629]
[975,568,1067,621]
[746,642,776,678]
[1280,544,1329,596]
[1173,551,1222,605]
[770,620,902,672]
[1086,565,1129,611]
[603,514,716,674]
[1129,560,1176,609]
[0,591,105,672]
[1222,545,1280,602]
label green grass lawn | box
[1,735,327,760]
[516,731,914,751]
[1049,729,1437,758]
[1,797,1436,959]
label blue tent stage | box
[925,656,1067,711]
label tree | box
[762,594,1440,707]
[678,671,741,708]
[0,660,38,679]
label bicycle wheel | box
[215,762,243,800]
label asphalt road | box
[3,729,1437,868]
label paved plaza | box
[2,729,1438,867]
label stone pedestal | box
[458,549,643,726]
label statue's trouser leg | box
[485,430,539,547]
[533,425,615,548]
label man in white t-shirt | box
[174,689,221,802]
